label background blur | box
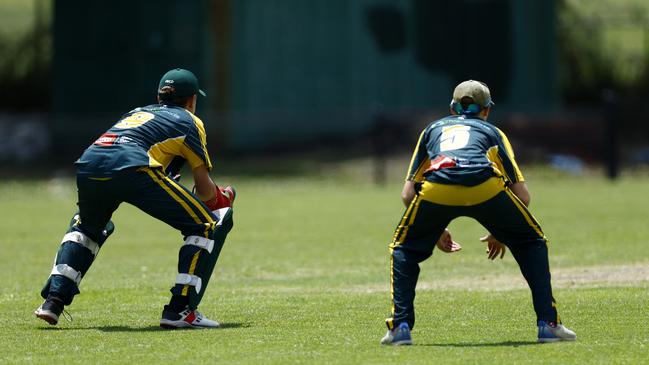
[1,0,648,178]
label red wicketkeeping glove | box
[203,185,236,210]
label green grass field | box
[1,161,648,364]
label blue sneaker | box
[380,322,413,345]
[537,320,577,343]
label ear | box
[187,94,198,113]
[449,102,460,115]
[481,106,491,119]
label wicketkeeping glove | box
[203,185,236,211]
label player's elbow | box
[401,180,417,207]
[401,190,414,207]
[510,182,531,207]
[401,195,410,207]
[515,188,531,206]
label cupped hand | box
[436,229,462,253]
[480,234,506,260]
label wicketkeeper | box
[35,68,235,329]
[381,80,577,345]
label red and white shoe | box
[159,306,220,329]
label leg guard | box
[170,207,234,309]
[40,213,115,305]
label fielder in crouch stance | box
[381,80,576,345]
[35,68,235,329]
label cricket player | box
[35,68,235,329]
[381,80,577,345]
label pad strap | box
[183,235,214,254]
[51,264,82,285]
[176,273,202,294]
[62,231,100,256]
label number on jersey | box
[439,125,471,151]
[114,112,155,129]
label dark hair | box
[158,86,193,107]
[460,96,476,109]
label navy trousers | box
[387,178,559,330]
[43,167,229,308]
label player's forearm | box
[195,182,216,201]
[192,165,217,201]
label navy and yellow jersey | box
[75,104,212,176]
[406,115,524,186]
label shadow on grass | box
[416,340,538,347]
[37,322,250,332]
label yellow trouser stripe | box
[400,198,421,245]
[389,248,395,318]
[390,194,421,248]
[182,251,202,296]
[388,198,420,317]
[386,316,394,330]
[388,195,423,318]
[144,169,202,224]
[88,177,112,181]
[504,188,545,239]
[153,170,215,237]
[156,170,213,223]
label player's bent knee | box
[183,235,214,253]
[392,246,433,264]
[171,210,234,309]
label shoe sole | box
[160,323,196,330]
[538,337,576,343]
[392,340,413,346]
[381,339,413,346]
[160,319,197,329]
[159,320,219,329]
[34,310,58,325]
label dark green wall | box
[52,0,557,151]
[52,0,210,114]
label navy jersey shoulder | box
[75,104,212,176]
[406,115,523,186]
[425,116,502,155]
